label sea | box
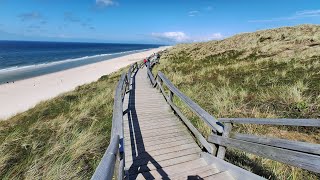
[0,40,161,84]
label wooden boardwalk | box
[123,68,234,180]
[91,60,320,180]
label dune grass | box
[0,68,127,179]
[153,25,320,179]
[1,24,320,179]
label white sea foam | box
[0,48,151,73]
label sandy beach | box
[0,46,170,120]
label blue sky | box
[0,0,320,44]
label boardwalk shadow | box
[125,68,169,179]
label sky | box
[0,0,320,44]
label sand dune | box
[0,46,170,120]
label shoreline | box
[0,48,155,84]
[0,46,170,120]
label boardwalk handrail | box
[91,62,138,180]
[157,72,224,133]
[219,118,320,126]
[208,117,320,173]
[147,57,320,175]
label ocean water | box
[0,40,160,84]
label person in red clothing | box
[143,58,147,67]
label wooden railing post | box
[216,123,232,159]
[168,90,173,102]
[157,79,163,92]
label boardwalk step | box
[128,153,199,175]
[126,147,201,165]
[162,164,219,180]
[124,121,181,131]
[204,171,234,180]
[126,149,201,170]
[125,134,194,148]
[133,158,207,179]
[124,124,185,137]
[124,127,188,140]
[126,138,196,155]
[124,131,190,144]
[125,143,199,160]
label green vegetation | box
[153,24,320,179]
[0,68,127,179]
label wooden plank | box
[217,123,232,159]
[158,87,216,154]
[200,152,264,180]
[204,171,234,180]
[125,136,194,151]
[208,135,320,173]
[125,143,199,161]
[125,113,176,119]
[124,131,189,144]
[219,118,320,127]
[124,126,185,137]
[158,72,224,133]
[124,127,187,139]
[126,147,201,164]
[133,158,207,180]
[124,122,182,132]
[163,164,219,180]
[126,134,194,148]
[128,154,199,175]
[124,116,179,124]
[124,120,182,130]
[124,124,184,136]
[125,142,199,159]
[125,139,195,154]
[232,133,320,155]
[127,148,200,168]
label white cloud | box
[96,0,115,7]
[151,32,224,43]
[188,10,199,17]
[249,9,320,23]
[208,33,224,40]
[296,9,320,17]
[192,33,224,42]
[151,32,189,43]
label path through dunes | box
[123,67,234,179]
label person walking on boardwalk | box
[143,58,148,67]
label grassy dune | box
[0,68,126,179]
[153,24,320,179]
[1,24,319,179]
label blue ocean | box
[0,40,160,84]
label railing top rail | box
[92,62,138,180]
[219,118,320,127]
[111,73,127,138]
[91,135,119,180]
[157,71,224,133]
